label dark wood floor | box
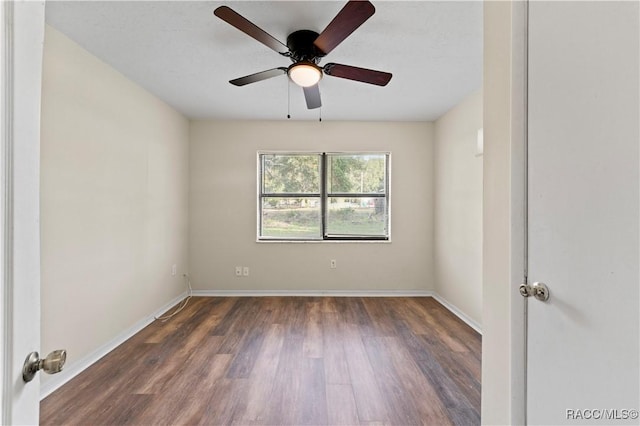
[41,296,481,425]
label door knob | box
[519,281,550,302]
[22,349,67,383]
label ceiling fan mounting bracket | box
[286,30,325,63]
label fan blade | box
[303,84,322,109]
[324,63,392,86]
[230,68,287,86]
[313,1,375,55]
[214,6,288,54]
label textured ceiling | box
[45,1,482,121]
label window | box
[258,152,390,241]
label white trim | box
[510,1,528,424]
[191,289,434,298]
[2,2,45,424]
[39,292,187,400]
[1,2,14,422]
[431,293,482,335]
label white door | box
[527,1,639,425]
[1,1,46,424]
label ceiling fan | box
[213,0,392,110]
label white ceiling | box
[45,1,482,122]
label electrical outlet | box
[172,264,177,276]
[235,266,242,277]
[330,259,337,269]
[243,266,249,276]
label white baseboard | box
[40,289,480,400]
[431,293,482,335]
[39,292,187,400]
[191,289,434,297]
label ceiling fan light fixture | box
[288,62,322,87]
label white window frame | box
[257,151,391,242]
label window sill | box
[256,239,392,244]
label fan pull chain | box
[319,106,322,122]
[287,80,291,119]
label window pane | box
[262,154,320,194]
[327,154,386,194]
[325,197,387,237]
[261,197,321,238]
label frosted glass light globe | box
[288,63,322,87]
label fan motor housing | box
[286,30,324,63]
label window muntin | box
[258,152,390,241]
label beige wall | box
[189,120,434,292]
[40,25,190,384]
[434,89,483,327]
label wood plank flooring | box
[40,297,481,425]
